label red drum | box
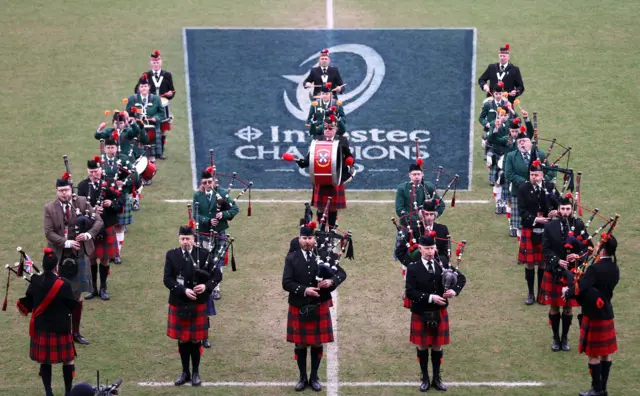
[134,156,157,180]
[145,124,156,144]
[309,139,342,186]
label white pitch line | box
[326,0,334,29]
[327,290,339,396]
[368,168,398,172]
[164,199,491,204]
[137,381,545,387]
[182,29,198,192]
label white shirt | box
[499,62,509,71]
[152,69,162,77]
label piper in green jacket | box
[306,84,346,138]
[126,74,164,158]
[394,163,445,227]
[95,111,148,161]
[193,169,240,236]
[479,87,509,131]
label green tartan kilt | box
[117,194,134,225]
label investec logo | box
[234,44,430,170]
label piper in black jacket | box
[402,234,466,393]
[283,222,346,392]
[540,194,586,351]
[17,248,78,396]
[163,226,222,387]
[77,159,125,300]
[303,49,344,98]
[517,158,559,305]
[478,44,525,103]
[563,236,619,396]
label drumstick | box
[160,90,175,98]
[332,84,346,91]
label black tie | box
[427,260,434,273]
[155,72,160,78]
[322,68,327,75]
[500,65,505,72]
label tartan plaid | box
[30,331,76,364]
[154,124,163,155]
[167,303,209,342]
[538,271,579,307]
[502,183,511,202]
[579,316,617,356]
[117,194,134,225]
[92,226,118,264]
[66,254,92,294]
[489,162,498,185]
[410,308,450,346]
[287,301,334,345]
[312,184,346,211]
[518,228,545,267]
[510,194,521,229]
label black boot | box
[62,364,75,394]
[417,349,430,392]
[175,342,191,385]
[525,268,535,305]
[579,363,603,395]
[601,360,612,396]
[561,313,573,351]
[40,364,53,396]
[295,347,308,391]
[431,350,447,391]
[309,346,323,391]
[190,342,202,386]
[99,265,110,300]
[549,312,561,351]
[536,268,545,304]
[85,264,99,299]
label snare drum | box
[309,139,342,186]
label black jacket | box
[405,257,466,314]
[282,249,346,307]
[478,62,525,102]
[77,178,125,230]
[396,222,451,267]
[517,181,559,230]
[304,66,344,97]
[567,257,619,320]
[298,136,354,185]
[163,247,222,305]
[19,272,77,334]
[135,70,176,99]
[543,217,586,275]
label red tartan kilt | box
[167,303,209,342]
[92,226,118,263]
[147,128,156,142]
[518,228,545,267]
[312,184,346,211]
[410,308,450,346]
[538,272,579,306]
[403,296,412,309]
[30,331,76,364]
[287,301,334,345]
[160,121,171,131]
[579,316,617,356]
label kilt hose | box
[65,254,92,294]
[117,194,134,226]
[518,228,545,267]
[510,193,521,230]
[30,331,76,364]
[538,272,579,306]
[167,303,209,342]
[287,301,334,345]
[312,184,346,211]
[579,316,617,356]
[410,308,450,346]
[92,226,118,264]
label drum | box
[141,160,157,180]
[309,139,342,186]
[134,156,148,175]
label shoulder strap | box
[29,279,64,337]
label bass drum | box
[309,139,342,186]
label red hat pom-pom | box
[564,243,573,249]
[307,221,317,230]
[61,172,70,180]
[519,125,527,132]
[505,44,510,50]
[94,155,102,163]
[282,153,295,162]
[532,160,541,167]
[565,192,573,199]
[512,118,520,125]
[435,198,440,205]
[416,158,424,166]
[330,106,337,112]
[44,247,53,254]
[345,157,354,166]
[205,166,214,173]
[497,81,504,88]
[153,50,160,56]
[568,231,574,237]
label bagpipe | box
[88,370,123,396]
[306,222,354,282]
[204,148,253,216]
[187,202,237,273]
[2,247,43,311]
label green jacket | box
[479,99,508,128]
[394,181,445,225]
[504,149,557,193]
[192,187,240,233]
[125,94,163,122]
[306,100,346,136]
[95,123,147,159]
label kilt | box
[30,331,76,364]
[287,301,334,345]
[579,316,617,356]
[312,184,346,211]
[410,308,450,346]
[502,183,511,202]
[510,194,521,229]
[92,226,118,264]
[117,194,133,225]
[66,254,92,294]
[161,121,171,132]
[488,162,498,185]
[538,272,579,306]
[518,228,545,267]
[167,303,209,342]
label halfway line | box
[327,290,339,396]
[164,199,490,204]
[137,380,545,387]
